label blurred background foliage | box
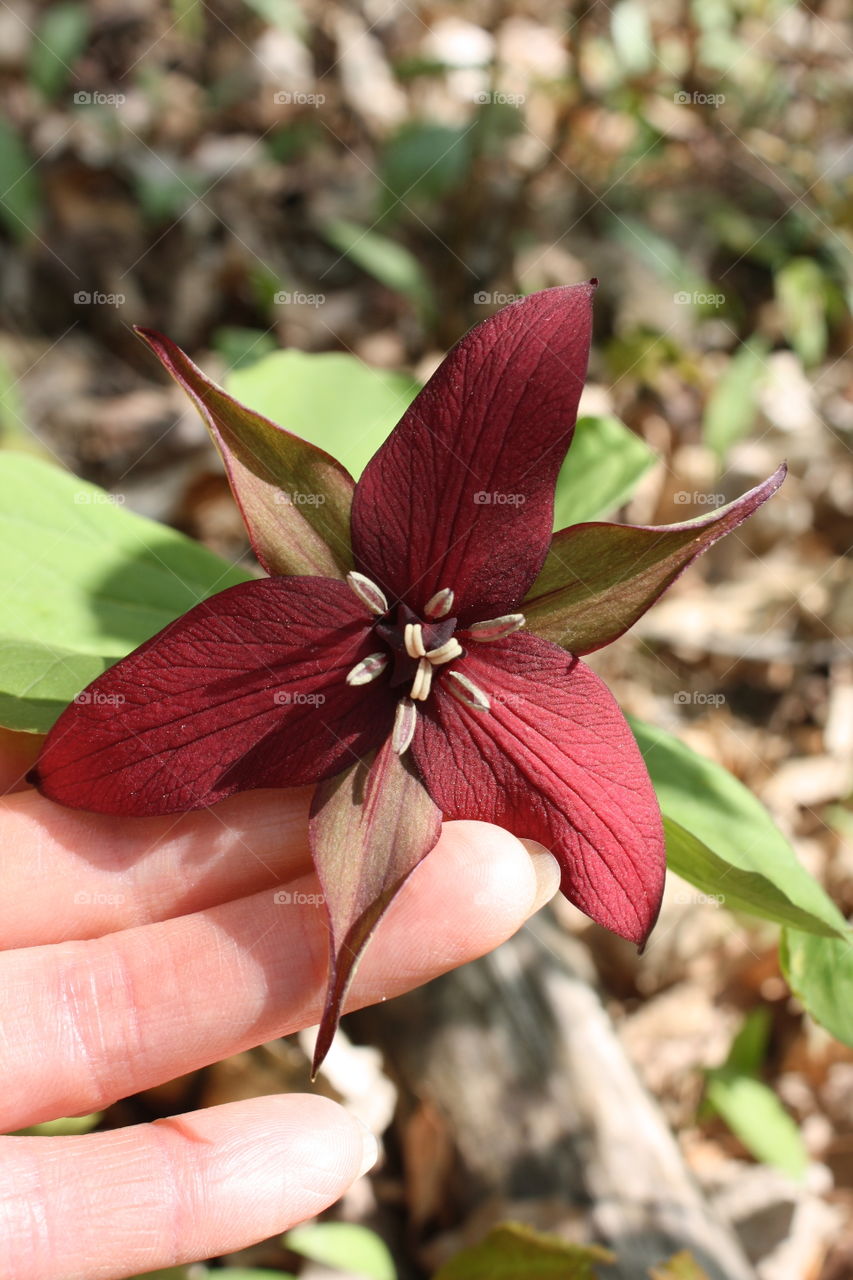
[1,1,852,1276]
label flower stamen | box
[426,637,463,665]
[346,571,389,616]
[466,613,526,642]
[392,697,417,754]
[345,653,389,686]
[423,588,455,619]
[404,622,427,659]
[410,657,433,701]
[445,669,490,711]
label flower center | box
[344,572,524,754]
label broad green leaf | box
[285,1223,395,1280]
[323,218,433,315]
[649,1251,712,1280]
[526,467,784,653]
[553,415,655,527]
[631,718,848,938]
[0,640,112,733]
[780,929,853,1048]
[704,1070,808,1179]
[380,122,473,213]
[14,1111,101,1136]
[724,1007,771,1075]
[227,348,419,481]
[0,120,43,242]
[703,337,769,461]
[664,818,845,937]
[30,1,89,99]
[0,453,250,732]
[138,329,356,578]
[432,1222,613,1279]
[212,325,278,370]
[775,258,828,367]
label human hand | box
[0,731,560,1280]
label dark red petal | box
[525,464,787,653]
[351,284,596,624]
[309,737,443,1074]
[31,578,394,816]
[135,328,355,579]
[412,633,664,944]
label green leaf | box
[704,1069,808,1179]
[0,640,112,733]
[30,1,89,99]
[525,467,784,653]
[0,120,43,242]
[631,718,849,939]
[663,817,847,937]
[553,415,655,527]
[14,1111,101,1136]
[380,122,473,213]
[724,1007,771,1076]
[703,337,769,461]
[432,1222,613,1279]
[226,348,419,482]
[0,453,250,732]
[211,325,278,370]
[649,1251,712,1280]
[780,929,853,1048]
[138,329,357,578]
[285,1222,396,1280]
[309,738,443,1075]
[323,218,433,316]
[775,257,828,367]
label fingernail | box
[354,1117,380,1177]
[521,841,561,911]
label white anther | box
[404,622,427,659]
[410,657,434,702]
[426,637,463,666]
[346,571,388,616]
[466,613,526,642]
[423,588,455,619]
[346,653,389,687]
[445,669,490,712]
[392,698,417,755]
